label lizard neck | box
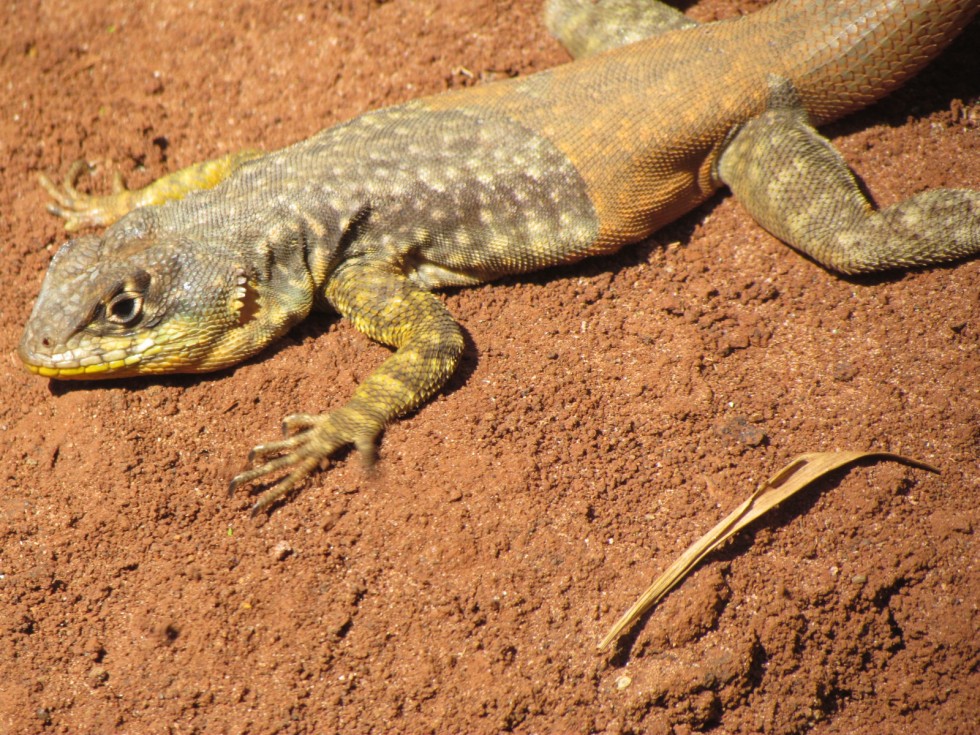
[144,178,362,366]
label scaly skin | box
[19,0,980,511]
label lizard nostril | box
[41,337,52,347]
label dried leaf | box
[597,451,938,651]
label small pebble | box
[272,541,293,560]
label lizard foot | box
[38,160,133,231]
[229,409,381,514]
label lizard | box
[18,0,980,513]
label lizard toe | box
[246,434,306,463]
[249,457,322,515]
[281,413,319,436]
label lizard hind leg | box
[544,0,697,59]
[39,149,263,231]
[717,104,980,274]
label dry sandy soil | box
[1,1,978,733]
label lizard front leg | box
[717,97,980,274]
[40,150,263,230]
[229,258,465,513]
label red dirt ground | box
[1,1,977,733]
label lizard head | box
[19,216,279,379]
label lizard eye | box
[106,291,144,325]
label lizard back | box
[423,0,979,248]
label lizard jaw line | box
[25,353,144,378]
[21,337,158,377]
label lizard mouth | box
[21,357,141,378]
[18,336,158,378]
